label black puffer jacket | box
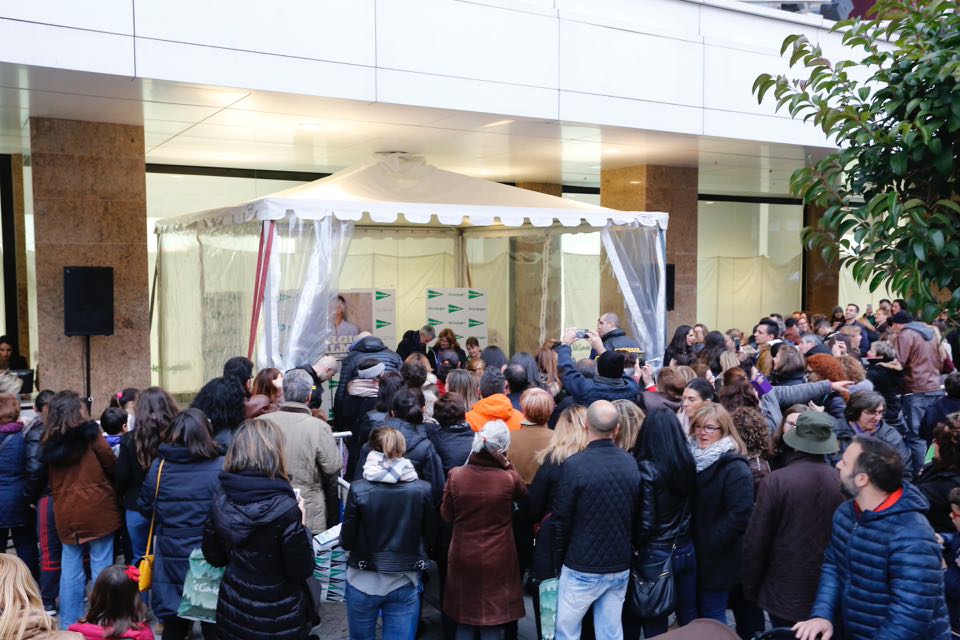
[202,471,315,640]
[334,337,403,423]
[691,451,754,591]
[23,418,49,503]
[428,421,474,476]
[340,477,436,572]
[602,329,642,355]
[634,460,692,551]
[114,431,147,511]
[915,464,960,532]
[867,359,905,426]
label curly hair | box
[805,354,850,402]
[933,413,960,473]
[718,379,759,412]
[731,407,771,459]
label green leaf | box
[890,152,907,176]
[780,34,803,56]
[913,240,927,262]
[931,229,945,252]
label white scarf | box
[363,451,418,483]
[689,435,738,472]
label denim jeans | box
[58,535,115,629]
[697,587,730,623]
[125,509,151,563]
[36,496,61,611]
[903,391,945,475]
[556,565,629,640]
[623,541,698,639]
[346,580,419,640]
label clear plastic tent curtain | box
[600,222,667,360]
[157,220,261,395]
[260,216,354,371]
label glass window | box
[697,200,803,332]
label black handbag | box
[627,505,686,619]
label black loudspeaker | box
[64,267,114,336]
[666,264,675,312]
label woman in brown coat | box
[40,391,120,629]
[441,419,526,639]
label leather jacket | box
[634,460,692,551]
[340,477,437,573]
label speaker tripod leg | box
[83,335,92,412]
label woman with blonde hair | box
[444,369,480,411]
[688,404,754,628]
[613,399,645,453]
[510,388,556,485]
[0,554,80,640]
[202,419,315,640]
[527,406,589,637]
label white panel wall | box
[0,0,854,148]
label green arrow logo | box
[468,290,484,299]
[375,291,391,300]
[468,319,484,328]
[448,304,463,313]
[427,290,441,299]
[428,318,442,327]
[375,320,392,329]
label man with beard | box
[794,437,950,640]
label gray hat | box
[783,411,839,455]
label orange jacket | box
[466,394,524,432]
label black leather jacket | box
[23,418,49,503]
[601,329,642,356]
[634,460,693,551]
[340,477,437,573]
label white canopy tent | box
[155,153,669,393]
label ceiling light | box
[481,119,514,128]
[629,180,642,185]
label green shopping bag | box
[539,578,559,640]
[177,549,224,623]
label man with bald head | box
[552,400,643,639]
[594,311,642,356]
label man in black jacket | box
[594,312,642,356]
[552,400,641,639]
[333,333,402,425]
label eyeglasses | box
[862,408,884,416]
[693,424,721,433]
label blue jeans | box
[903,391,945,475]
[125,509,151,563]
[556,565,629,640]
[697,588,730,623]
[627,542,697,639]
[346,580,420,640]
[59,534,115,628]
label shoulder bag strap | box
[143,459,165,557]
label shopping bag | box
[313,524,349,603]
[539,577,559,640]
[177,549,224,623]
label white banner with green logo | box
[426,288,488,349]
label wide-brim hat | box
[783,411,838,455]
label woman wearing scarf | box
[441,420,526,639]
[340,427,436,640]
[688,403,754,630]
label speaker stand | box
[83,335,92,412]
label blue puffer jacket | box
[0,422,27,527]
[556,344,639,406]
[138,443,225,622]
[810,483,950,640]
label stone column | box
[803,204,840,315]
[31,118,150,412]
[512,182,563,353]
[601,164,698,335]
[7,154,30,355]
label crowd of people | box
[1,299,959,640]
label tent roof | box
[155,153,669,232]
